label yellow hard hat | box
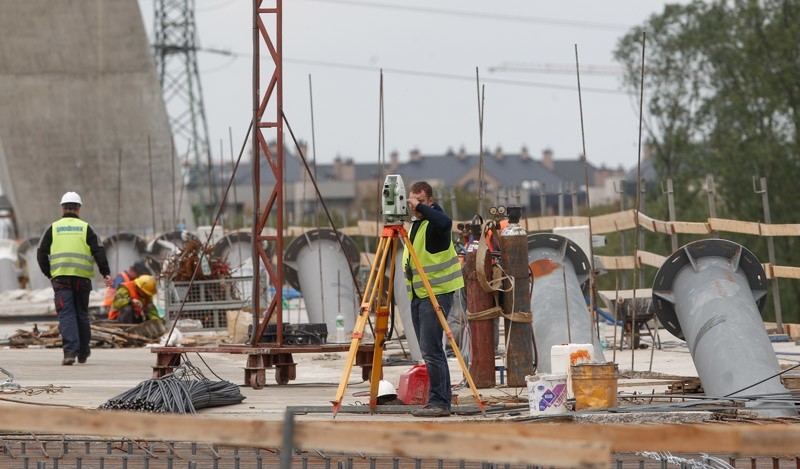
[134,275,157,297]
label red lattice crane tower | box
[250,0,285,346]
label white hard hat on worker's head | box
[60,191,82,206]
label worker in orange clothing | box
[102,261,150,313]
[108,275,159,323]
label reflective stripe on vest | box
[402,220,464,298]
[50,218,94,279]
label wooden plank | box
[772,265,800,280]
[0,406,608,468]
[637,212,672,234]
[326,421,799,456]
[760,223,800,237]
[595,255,637,270]
[637,250,666,268]
[0,405,283,449]
[591,210,637,234]
[669,220,710,234]
[297,423,609,468]
[707,218,761,236]
[5,406,800,458]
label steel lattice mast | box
[250,0,284,345]
[153,0,212,208]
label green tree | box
[614,0,800,322]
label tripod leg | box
[332,236,390,416]
[402,232,486,413]
[368,237,398,410]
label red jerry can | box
[397,364,430,405]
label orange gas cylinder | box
[397,364,429,405]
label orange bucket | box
[570,362,619,410]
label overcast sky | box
[138,0,682,171]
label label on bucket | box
[527,374,568,416]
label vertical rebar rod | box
[308,75,326,324]
[575,44,599,348]
[665,179,678,252]
[475,67,486,218]
[631,31,647,372]
[563,266,572,343]
[171,138,177,228]
[116,148,122,271]
[614,181,628,289]
[148,135,157,235]
[706,175,718,238]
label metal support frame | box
[250,0,284,346]
[662,178,678,252]
[753,176,783,333]
[705,175,718,238]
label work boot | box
[62,355,76,366]
[78,350,91,364]
[411,405,451,417]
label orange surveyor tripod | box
[332,223,486,416]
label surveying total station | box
[332,175,485,415]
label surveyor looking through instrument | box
[404,180,465,417]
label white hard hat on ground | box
[377,379,396,398]
[60,192,82,206]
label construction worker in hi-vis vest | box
[402,181,464,418]
[37,192,111,366]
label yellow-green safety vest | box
[50,217,95,279]
[403,220,464,298]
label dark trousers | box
[116,305,142,324]
[411,292,453,410]
[53,277,92,358]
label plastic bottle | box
[336,314,345,343]
[200,254,211,276]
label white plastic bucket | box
[551,343,594,398]
[526,374,568,416]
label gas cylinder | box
[396,364,430,405]
[500,206,535,387]
[465,223,496,388]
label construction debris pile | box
[162,238,233,283]
[98,361,245,414]
[4,321,219,349]
[5,323,160,348]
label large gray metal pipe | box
[528,233,604,374]
[103,233,146,278]
[652,239,795,417]
[284,229,361,342]
[148,230,197,268]
[214,231,261,276]
[18,237,49,289]
[0,239,17,292]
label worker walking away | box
[108,275,159,324]
[37,192,112,366]
[102,261,150,314]
[403,181,465,417]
